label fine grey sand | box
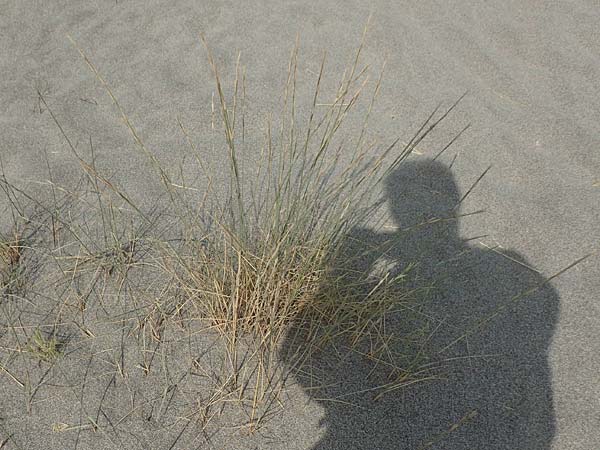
[1,2,599,449]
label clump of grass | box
[12,26,467,433]
[0,234,23,283]
[25,328,61,362]
[148,32,459,428]
[0,228,28,299]
[0,235,22,269]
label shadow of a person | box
[280,159,558,449]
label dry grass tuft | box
[0,27,504,437]
[25,328,61,362]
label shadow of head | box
[279,158,558,449]
[385,158,460,232]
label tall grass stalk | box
[48,29,466,430]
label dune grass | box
[3,27,581,440]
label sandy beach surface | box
[1,1,598,449]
